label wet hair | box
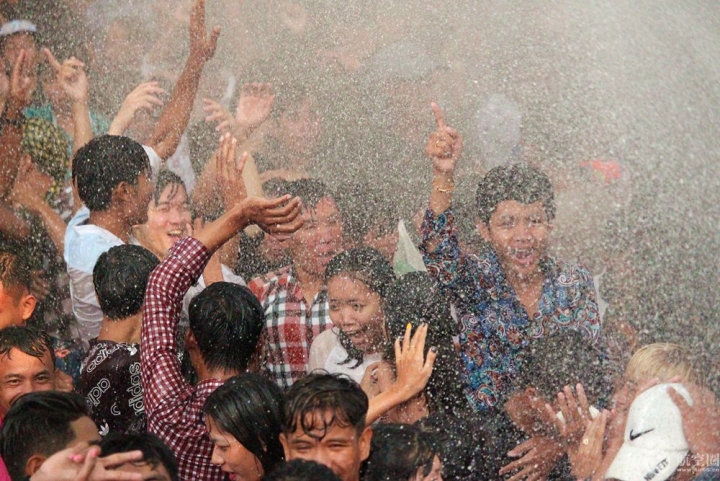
[324,247,395,368]
[152,169,186,206]
[72,135,150,211]
[99,432,178,481]
[364,424,439,481]
[283,179,337,212]
[384,272,470,417]
[475,163,555,225]
[335,182,399,241]
[263,459,341,481]
[94,245,160,320]
[515,330,611,406]
[203,373,285,476]
[262,178,292,199]
[188,283,264,372]
[624,342,701,385]
[0,391,90,481]
[0,326,55,367]
[0,248,32,299]
[417,413,492,481]
[283,372,368,438]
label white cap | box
[605,383,693,481]
[0,20,37,37]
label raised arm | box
[43,48,93,155]
[148,0,220,160]
[0,52,33,238]
[108,82,165,136]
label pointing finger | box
[431,102,447,131]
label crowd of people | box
[0,0,719,480]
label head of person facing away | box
[383,272,470,421]
[263,459,342,481]
[364,423,443,481]
[186,283,265,379]
[93,244,160,338]
[99,432,179,481]
[94,247,160,309]
[0,249,36,330]
[72,135,153,227]
[324,247,395,368]
[282,179,344,280]
[280,372,372,481]
[508,330,611,433]
[0,391,100,481]
[474,163,556,283]
[203,373,285,481]
[0,326,56,416]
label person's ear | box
[20,293,37,321]
[359,426,372,462]
[25,453,48,477]
[113,181,135,204]
[279,432,292,460]
[185,330,197,350]
[476,220,491,243]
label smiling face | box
[327,275,385,354]
[413,455,443,481]
[0,348,55,416]
[145,182,192,254]
[206,416,264,481]
[280,411,371,481]
[478,200,552,282]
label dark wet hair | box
[0,391,90,481]
[263,459,341,481]
[417,413,492,481]
[0,248,32,299]
[152,169,186,206]
[283,372,368,438]
[99,432,178,481]
[335,182,399,241]
[475,163,555,225]
[514,330,611,407]
[283,179,337,211]
[384,272,470,417]
[364,424,439,481]
[0,326,55,367]
[204,373,285,475]
[188,283,264,372]
[94,245,159,320]
[325,248,395,368]
[72,135,150,211]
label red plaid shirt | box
[141,237,224,481]
[249,266,333,389]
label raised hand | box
[189,0,221,63]
[7,49,35,111]
[547,383,594,446]
[243,195,303,236]
[8,155,52,210]
[43,48,88,104]
[391,323,437,401]
[501,436,564,481]
[215,133,248,208]
[668,383,720,465]
[235,82,275,131]
[30,443,144,481]
[425,102,463,175]
[203,98,235,133]
[109,82,165,135]
[568,409,608,480]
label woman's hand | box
[391,323,437,402]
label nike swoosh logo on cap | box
[629,428,655,441]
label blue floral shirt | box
[420,208,602,412]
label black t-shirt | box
[78,339,145,434]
